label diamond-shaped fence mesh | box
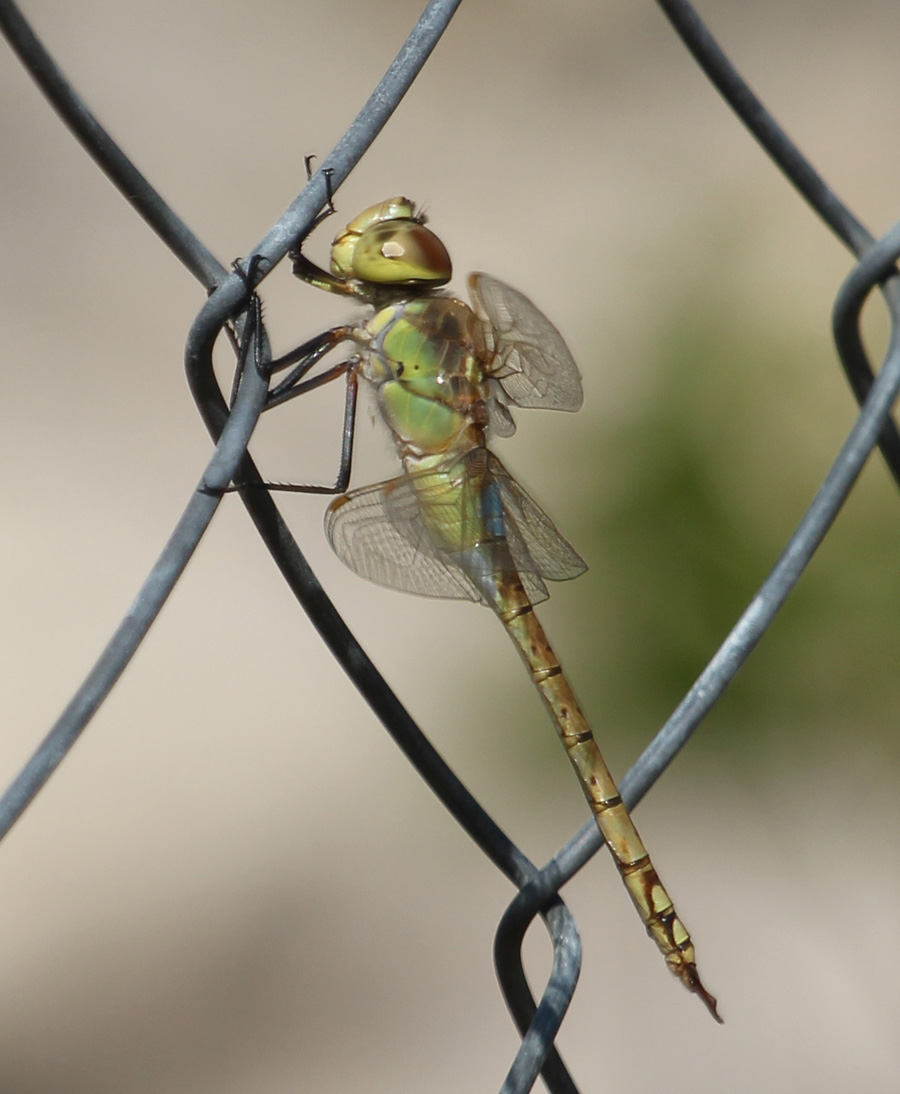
[1,2,897,1091]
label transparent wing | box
[469,272,583,412]
[485,380,517,438]
[325,476,482,602]
[325,451,586,606]
[484,452,587,584]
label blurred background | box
[1,0,899,1090]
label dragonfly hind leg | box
[256,364,359,495]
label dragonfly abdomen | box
[491,575,722,1022]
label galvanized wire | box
[494,8,900,1084]
[1,2,898,1092]
[0,2,582,1089]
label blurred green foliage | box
[565,295,900,772]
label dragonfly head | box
[330,197,452,289]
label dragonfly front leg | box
[290,249,359,298]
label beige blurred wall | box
[1,2,899,1090]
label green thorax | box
[360,295,490,459]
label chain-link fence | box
[1,2,898,1091]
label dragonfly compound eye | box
[342,221,452,286]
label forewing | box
[325,476,482,602]
[469,272,583,412]
[485,452,587,584]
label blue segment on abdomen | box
[482,477,505,541]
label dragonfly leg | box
[226,279,268,407]
[302,159,336,227]
[289,249,359,297]
[232,366,359,496]
[221,253,360,495]
[223,252,356,405]
[267,325,356,403]
[224,254,276,405]
[288,167,356,296]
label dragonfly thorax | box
[360,295,493,459]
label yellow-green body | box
[356,295,544,608]
[364,296,487,460]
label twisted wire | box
[1,3,896,1092]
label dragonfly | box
[259,196,720,1021]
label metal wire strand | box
[654,0,900,484]
[0,0,224,288]
[1,8,584,1085]
[182,0,546,886]
[5,2,899,1091]
[496,883,582,1094]
[493,6,900,1051]
[494,218,900,1047]
[0,309,270,838]
[1,0,581,1066]
[181,7,588,1087]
